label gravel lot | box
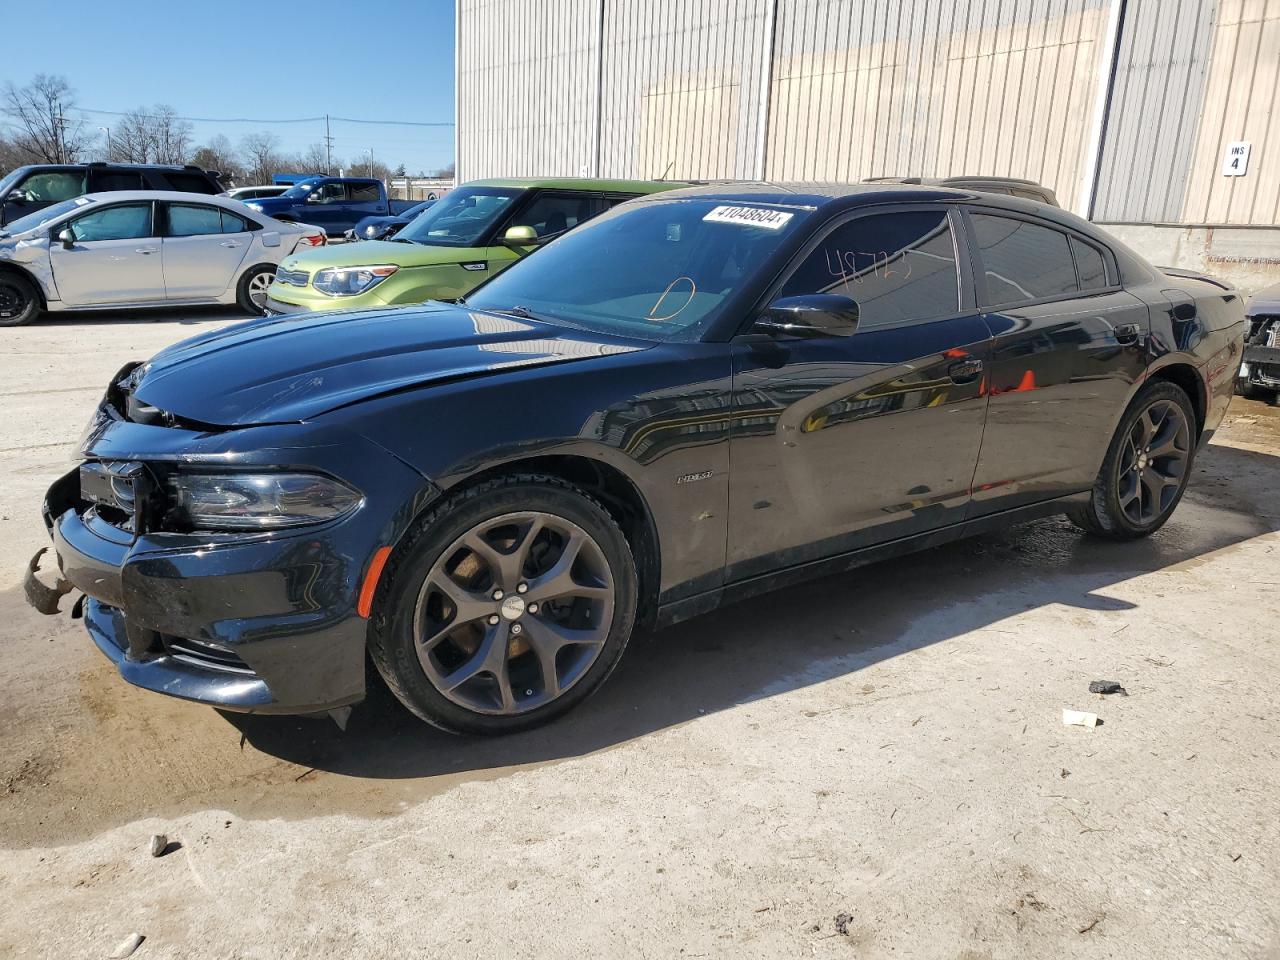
[1,312,1278,959]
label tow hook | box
[23,546,75,616]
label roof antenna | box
[658,159,675,181]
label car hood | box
[277,239,488,272]
[1247,282,1280,317]
[129,302,648,427]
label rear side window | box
[349,182,380,202]
[1071,237,1108,291]
[168,204,251,236]
[971,214,1077,303]
[91,170,146,192]
[778,210,960,327]
[161,172,218,194]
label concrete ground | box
[1,311,1278,960]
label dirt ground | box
[1,311,1278,960]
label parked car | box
[346,198,436,241]
[866,175,1059,205]
[1238,281,1280,401]
[240,176,417,237]
[0,191,325,325]
[263,177,684,315]
[222,185,290,202]
[0,163,224,227]
[39,183,1243,734]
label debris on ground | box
[109,932,145,958]
[1088,680,1128,696]
[22,547,74,616]
[833,912,854,935]
[1062,710,1099,728]
[1078,914,1105,934]
[148,835,168,858]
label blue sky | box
[1,0,456,174]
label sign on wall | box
[1222,141,1252,177]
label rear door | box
[160,202,254,299]
[963,208,1149,514]
[299,181,349,234]
[49,201,163,306]
[727,205,992,580]
[345,181,387,228]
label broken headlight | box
[167,471,361,531]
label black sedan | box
[345,198,436,241]
[42,184,1245,735]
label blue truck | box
[238,175,417,237]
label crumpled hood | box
[130,302,647,426]
[1247,282,1280,317]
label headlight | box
[312,264,398,297]
[364,225,379,238]
[168,471,361,531]
[245,202,264,212]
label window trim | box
[159,201,259,237]
[61,200,157,242]
[960,205,1122,311]
[734,201,976,338]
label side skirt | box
[652,492,1088,629]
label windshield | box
[393,186,521,247]
[280,178,324,199]
[0,167,28,197]
[1,196,95,236]
[465,198,810,341]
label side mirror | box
[57,228,76,249]
[753,294,860,338]
[8,190,34,205]
[502,224,540,247]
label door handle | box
[219,240,243,248]
[1114,322,1141,344]
[947,357,984,383]
[135,247,158,255]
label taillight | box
[300,235,326,247]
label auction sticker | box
[703,205,794,230]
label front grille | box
[165,637,255,675]
[274,268,310,287]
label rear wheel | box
[236,265,275,314]
[0,272,40,327]
[368,476,638,735]
[1070,381,1197,540]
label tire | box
[368,475,639,735]
[1070,381,1198,540]
[1238,378,1278,403]
[0,271,41,327]
[236,264,276,315]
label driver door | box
[727,206,992,581]
[49,201,164,306]
[301,181,348,234]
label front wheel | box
[1070,381,1197,540]
[368,476,638,735]
[0,272,40,327]
[236,265,275,314]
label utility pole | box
[53,113,70,164]
[324,114,333,175]
[365,147,374,178]
[99,126,111,160]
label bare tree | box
[239,132,282,185]
[107,104,193,164]
[151,105,193,164]
[191,134,242,182]
[433,162,456,179]
[2,74,90,163]
[295,142,332,175]
[0,132,24,176]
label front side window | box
[506,191,597,239]
[971,214,1077,304]
[393,186,522,247]
[778,210,960,327]
[467,198,809,341]
[68,203,153,242]
[309,182,346,204]
[16,170,86,202]
[349,182,380,202]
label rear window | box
[92,170,146,192]
[160,172,218,194]
[1071,237,1108,291]
[971,214,1077,303]
[349,182,381,202]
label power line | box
[76,106,453,127]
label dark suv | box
[0,163,224,227]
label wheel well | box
[1148,364,1205,438]
[446,456,662,625]
[0,264,47,309]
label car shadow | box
[227,441,1279,780]
[28,305,256,326]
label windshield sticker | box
[73,197,92,206]
[703,205,793,230]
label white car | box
[221,185,290,202]
[0,191,325,326]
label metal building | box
[457,0,1280,290]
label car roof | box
[466,177,685,194]
[628,180,1072,212]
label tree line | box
[1,74,454,186]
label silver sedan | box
[0,191,325,326]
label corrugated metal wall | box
[458,0,1280,228]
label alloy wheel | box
[0,281,28,321]
[1117,398,1190,525]
[413,511,615,715]
[248,271,272,309]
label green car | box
[263,177,684,314]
